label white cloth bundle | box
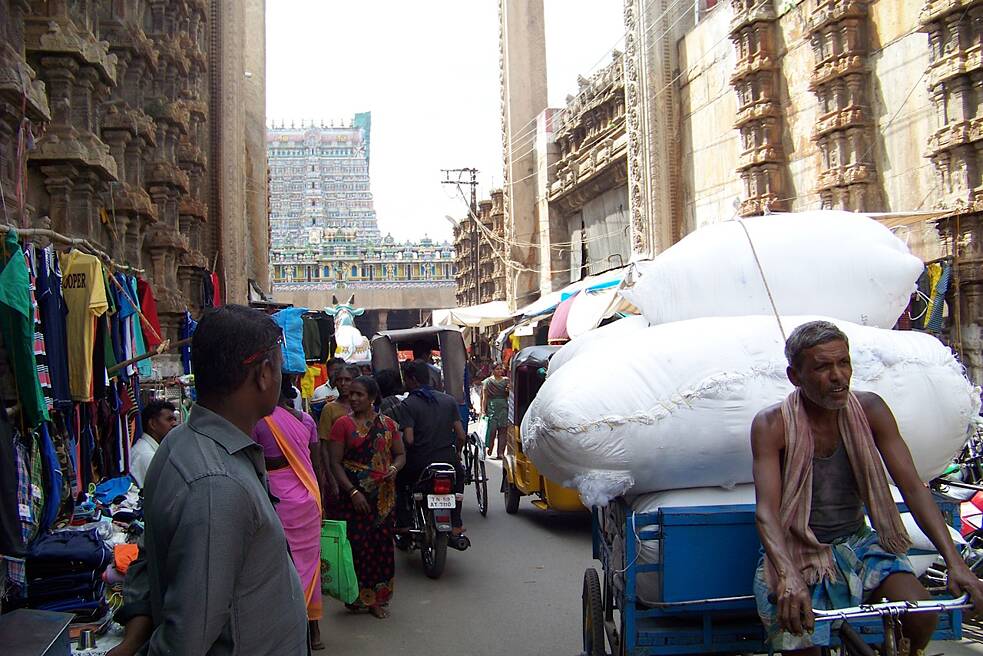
[522,316,981,506]
[620,211,923,329]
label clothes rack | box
[0,223,144,275]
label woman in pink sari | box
[253,377,326,650]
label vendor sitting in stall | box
[751,320,983,655]
[130,400,178,488]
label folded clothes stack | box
[19,527,112,622]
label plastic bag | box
[320,519,358,603]
[620,211,923,329]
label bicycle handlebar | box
[810,595,972,623]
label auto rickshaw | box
[369,326,470,426]
[502,345,585,514]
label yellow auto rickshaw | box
[501,345,585,514]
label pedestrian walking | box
[482,364,510,459]
[252,376,328,649]
[328,376,406,619]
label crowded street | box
[9,1,983,655]
[319,456,594,656]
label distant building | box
[267,118,455,290]
[266,117,456,324]
[453,189,507,306]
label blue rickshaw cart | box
[585,497,965,656]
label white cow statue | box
[326,294,371,364]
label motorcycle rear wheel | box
[420,509,448,579]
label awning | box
[514,316,545,337]
[433,300,512,328]
[547,293,579,343]
[567,287,623,339]
[513,266,628,319]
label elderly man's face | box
[788,340,852,410]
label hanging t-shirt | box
[129,277,151,378]
[36,245,71,406]
[60,251,109,402]
[136,278,162,349]
[272,306,308,374]
[0,231,48,427]
[211,272,222,307]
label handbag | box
[320,519,359,603]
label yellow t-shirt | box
[60,251,109,401]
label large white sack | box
[620,486,959,605]
[522,315,981,505]
[620,212,923,329]
[547,314,650,374]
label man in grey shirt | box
[109,305,308,656]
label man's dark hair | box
[351,375,380,401]
[784,320,849,370]
[346,364,362,379]
[410,342,433,361]
[192,305,282,397]
[327,357,346,371]
[401,359,431,386]
[375,368,402,398]
[142,399,176,433]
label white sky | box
[266,0,625,243]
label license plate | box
[427,494,455,509]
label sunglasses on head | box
[242,330,285,366]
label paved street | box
[317,459,983,656]
[317,458,596,656]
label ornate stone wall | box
[923,0,983,385]
[1,0,265,340]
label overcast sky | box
[266,1,624,243]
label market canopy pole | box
[106,337,190,375]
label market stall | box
[0,224,199,650]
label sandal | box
[345,603,369,614]
[369,604,390,619]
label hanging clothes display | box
[60,250,109,402]
[0,229,162,626]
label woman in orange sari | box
[253,377,326,649]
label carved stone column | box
[25,7,119,247]
[808,0,879,211]
[730,0,789,216]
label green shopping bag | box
[321,519,359,604]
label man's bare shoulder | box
[854,391,898,433]
[751,402,785,449]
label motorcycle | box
[394,462,467,579]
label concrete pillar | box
[500,0,547,310]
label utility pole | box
[441,168,479,307]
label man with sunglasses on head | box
[109,305,308,656]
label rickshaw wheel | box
[504,479,521,514]
[583,568,606,656]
